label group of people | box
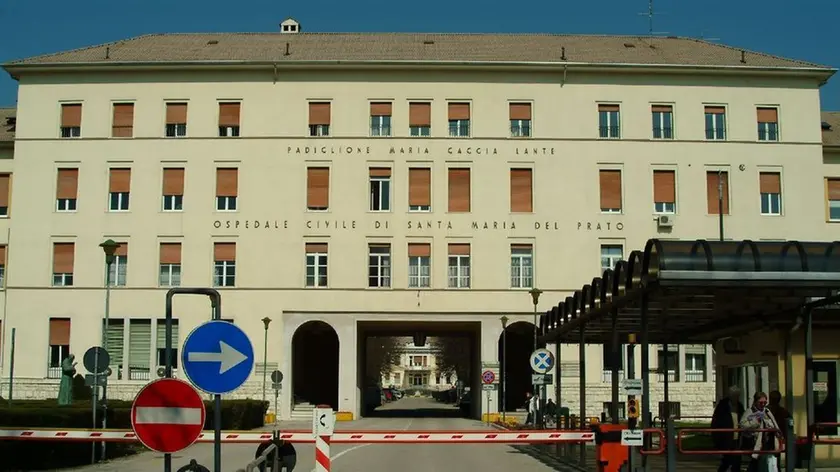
[523,391,558,426]
[711,385,791,472]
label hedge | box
[0,396,268,471]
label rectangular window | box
[448,102,470,137]
[603,402,627,421]
[0,246,6,288]
[653,170,676,214]
[0,174,10,217]
[165,103,188,137]
[309,102,331,137]
[128,319,151,380]
[408,243,431,288]
[159,243,182,287]
[162,168,184,211]
[112,103,134,138]
[657,346,680,383]
[108,243,128,287]
[447,168,470,212]
[305,243,328,288]
[104,319,124,379]
[447,243,470,288]
[219,102,241,137]
[813,360,839,436]
[827,178,840,221]
[306,167,330,211]
[369,168,391,212]
[599,169,622,213]
[56,169,78,212]
[684,345,707,382]
[602,344,627,382]
[757,107,779,142]
[600,245,623,272]
[706,171,730,215]
[510,244,533,289]
[759,172,782,215]
[52,242,74,287]
[216,168,238,211]
[509,103,532,137]
[155,319,179,370]
[651,105,674,139]
[108,168,131,211]
[409,102,431,136]
[510,168,533,213]
[60,103,81,138]
[368,243,391,288]
[598,104,620,138]
[47,318,71,378]
[370,102,392,137]
[408,168,431,212]
[704,106,726,140]
[213,242,236,287]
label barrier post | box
[315,435,330,472]
[665,416,677,472]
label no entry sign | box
[131,378,206,454]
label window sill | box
[215,210,239,213]
[107,210,131,213]
[760,213,783,217]
[306,209,331,213]
[368,210,392,214]
[55,210,77,214]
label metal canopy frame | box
[539,239,840,345]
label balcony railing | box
[129,365,150,381]
[684,370,707,382]
[657,371,678,383]
[47,366,61,379]
[601,370,626,383]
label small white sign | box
[312,408,335,436]
[482,384,498,391]
[621,429,644,447]
[814,381,829,392]
[621,379,643,396]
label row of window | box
[55,100,782,141]
[600,344,711,384]
[50,165,784,216]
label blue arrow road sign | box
[181,320,255,395]
[530,348,555,374]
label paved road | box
[67,396,563,471]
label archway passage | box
[498,321,545,412]
[292,321,339,409]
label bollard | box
[315,435,330,472]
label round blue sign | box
[181,320,255,395]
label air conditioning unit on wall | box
[657,214,675,227]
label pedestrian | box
[524,392,533,425]
[711,385,746,472]
[740,391,782,472]
[767,390,791,467]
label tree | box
[365,336,404,384]
[432,336,471,379]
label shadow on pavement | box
[366,407,468,418]
[506,444,590,471]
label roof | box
[3,33,834,73]
[0,107,14,143]
[823,111,840,148]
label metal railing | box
[235,443,281,472]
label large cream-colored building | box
[381,339,459,390]
[0,19,835,421]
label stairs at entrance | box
[291,402,315,420]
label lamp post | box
[261,317,272,408]
[97,239,119,463]
[529,287,543,428]
[500,315,508,423]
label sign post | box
[271,370,283,427]
[313,407,335,472]
[481,370,496,424]
[83,346,110,464]
[530,348,555,428]
[131,378,206,454]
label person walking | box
[740,391,782,472]
[767,390,791,467]
[712,385,746,472]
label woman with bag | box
[739,392,783,472]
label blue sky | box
[0,0,837,110]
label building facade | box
[0,20,834,420]
[380,340,458,390]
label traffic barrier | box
[676,428,783,455]
[315,435,330,472]
[0,428,595,444]
[812,422,840,444]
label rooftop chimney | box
[280,17,300,34]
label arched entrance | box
[498,321,545,412]
[292,320,339,409]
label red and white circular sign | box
[131,378,206,454]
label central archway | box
[498,321,544,412]
[292,320,339,409]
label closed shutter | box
[0,174,10,209]
[305,243,328,253]
[448,243,470,255]
[49,318,71,345]
[705,106,725,115]
[165,103,187,124]
[509,103,531,120]
[651,105,672,113]
[112,103,134,137]
[61,104,81,128]
[0,246,5,266]
[129,320,152,369]
[684,345,706,355]
[653,170,675,204]
[219,103,241,127]
[510,169,533,212]
[370,102,392,116]
[370,168,391,178]
[216,168,238,197]
[105,320,124,367]
[447,168,470,212]
[56,169,79,199]
[598,104,620,112]
[156,320,180,354]
[409,103,431,126]
[307,167,330,209]
[408,243,431,257]
[214,242,236,262]
[53,243,74,274]
[109,169,131,193]
[599,170,622,210]
[309,102,331,125]
[163,168,184,196]
[828,179,840,200]
[448,103,470,120]
[756,107,778,123]
[160,243,181,264]
[706,172,730,214]
[408,168,431,207]
[114,242,128,257]
[759,172,781,194]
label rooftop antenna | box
[638,0,669,36]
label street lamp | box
[261,317,272,407]
[96,239,119,463]
[528,287,543,428]
[500,315,509,423]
